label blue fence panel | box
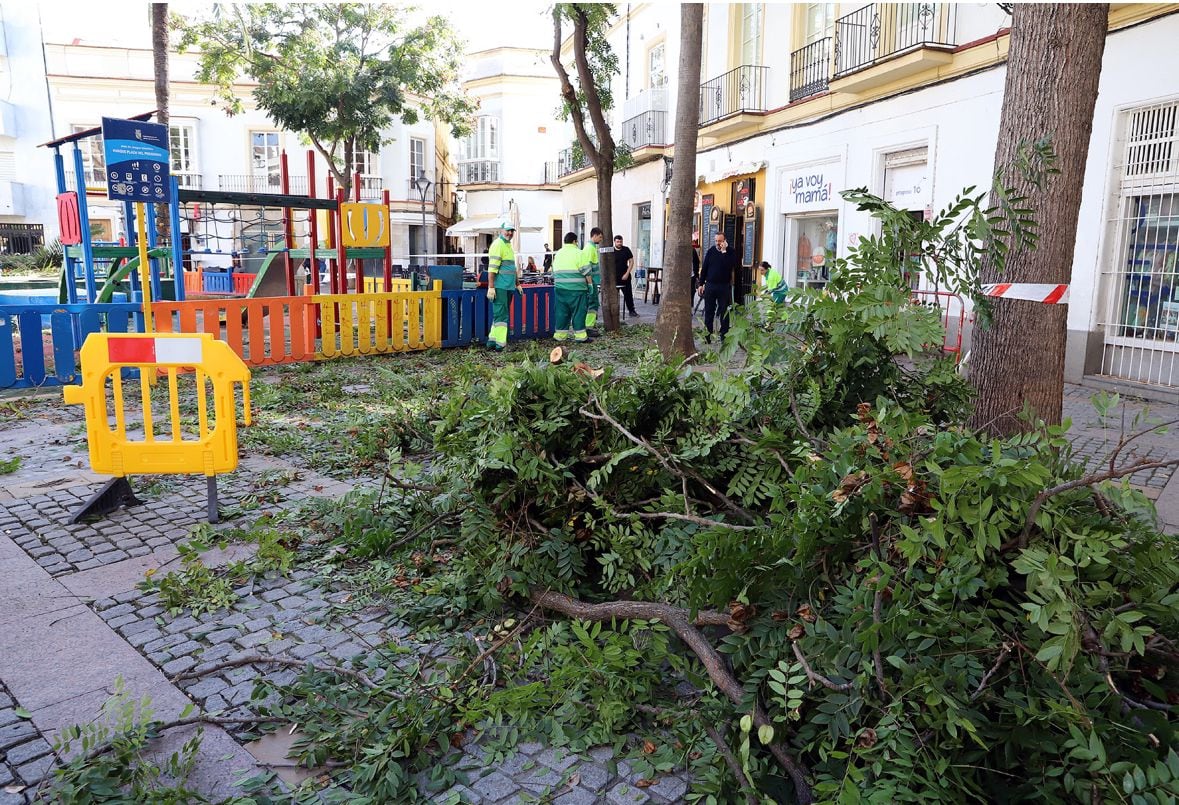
[439,287,553,347]
[0,303,142,389]
[203,271,234,294]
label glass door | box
[250,132,281,192]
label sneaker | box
[629,311,641,317]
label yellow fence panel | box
[63,333,251,478]
[315,282,441,358]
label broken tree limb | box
[530,588,813,804]
[173,654,383,692]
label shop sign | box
[781,162,840,213]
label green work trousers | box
[487,289,516,349]
[554,287,589,341]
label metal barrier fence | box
[0,302,141,389]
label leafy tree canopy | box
[177,3,477,193]
[554,3,619,117]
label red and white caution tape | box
[982,283,1069,304]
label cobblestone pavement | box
[1064,384,1179,495]
[0,681,53,805]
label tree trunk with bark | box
[655,4,703,361]
[152,3,170,243]
[551,5,620,332]
[968,3,1108,436]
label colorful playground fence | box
[2,285,556,390]
[153,296,318,367]
[0,302,141,389]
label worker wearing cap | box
[582,227,604,330]
[486,221,520,350]
[552,231,593,342]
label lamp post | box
[413,170,433,266]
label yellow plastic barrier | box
[63,333,251,477]
[315,282,442,358]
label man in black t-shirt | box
[613,235,639,317]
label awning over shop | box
[445,215,542,236]
[699,160,766,185]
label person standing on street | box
[552,232,593,343]
[485,221,521,350]
[542,244,553,273]
[582,227,604,332]
[613,235,639,317]
[698,232,738,343]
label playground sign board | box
[101,117,171,204]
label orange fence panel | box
[153,296,318,367]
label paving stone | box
[17,753,56,782]
[0,789,25,805]
[204,628,241,645]
[223,667,256,686]
[573,762,611,792]
[469,771,521,803]
[125,627,164,648]
[167,640,204,659]
[234,632,271,650]
[555,786,601,805]
[121,617,162,636]
[183,678,228,701]
[259,589,288,603]
[0,765,13,786]
[138,605,165,619]
[114,589,144,604]
[106,613,141,630]
[520,765,563,788]
[5,736,51,766]
[289,642,323,660]
[649,776,688,801]
[537,747,580,773]
[142,634,187,655]
[161,655,198,676]
[74,557,104,570]
[0,722,38,751]
[606,782,650,805]
[164,615,200,634]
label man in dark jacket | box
[698,232,738,342]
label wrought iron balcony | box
[618,110,668,151]
[61,168,105,191]
[174,172,202,189]
[543,161,560,185]
[557,146,590,178]
[218,174,309,195]
[833,3,955,78]
[356,175,384,199]
[790,38,831,102]
[699,65,769,127]
[458,160,500,184]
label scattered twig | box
[1014,457,1179,548]
[792,642,854,691]
[385,512,456,552]
[530,588,813,804]
[970,642,1012,702]
[630,510,758,531]
[788,384,824,451]
[868,515,888,698]
[173,654,383,692]
[380,473,443,495]
[704,724,761,805]
[1106,417,1179,474]
[455,605,539,685]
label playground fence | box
[0,302,140,389]
[153,296,318,368]
[317,284,442,358]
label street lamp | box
[413,170,433,265]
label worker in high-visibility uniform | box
[582,227,604,331]
[485,221,520,350]
[759,260,788,303]
[552,231,593,342]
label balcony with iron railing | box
[543,161,560,185]
[458,160,500,185]
[356,175,383,200]
[832,3,956,91]
[174,172,202,189]
[699,65,769,130]
[617,110,668,152]
[557,145,591,179]
[790,38,831,102]
[218,174,310,195]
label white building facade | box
[0,5,455,272]
[449,47,570,268]
[560,3,1179,399]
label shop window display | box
[1116,192,1179,341]
[791,214,838,288]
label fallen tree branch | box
[1015,457,1179,548]
[380,473,443,495]
[704,724,761,805]
[173,655,383,692]
[630,510,759,531]
[1106,417,1179,474]
[386,512,457,552]
[792,642,854,691]
[970,642,1012,702]
[788,384,824,451]
[530,588,813,804]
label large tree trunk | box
[968,4,1108,436]
[655,3,703,361]
[152,3,170,243]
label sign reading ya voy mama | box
[780,162,841,213]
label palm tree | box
[152,3,170,242]
[655,4,702,360]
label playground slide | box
[246,251,289,298]
[95,258,139,303]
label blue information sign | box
[101,117,171,204]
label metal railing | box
[834,3,955,78]
[790,38,831,102]
[174,172,202,189]
[62,169,105,191]
[699,65,769,127]
[557,146,590,178]
[356,176,383,200]
[543,161,560,185]
[618,110,668,150]
[218,174,309,195]
[458,160,500,184]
